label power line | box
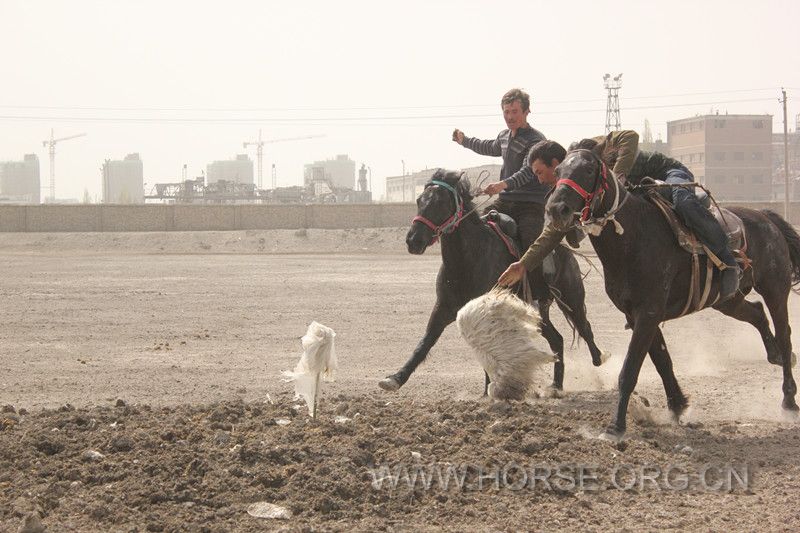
[0,97,778,126]
[622,87,778,100]
[0,88,782,113]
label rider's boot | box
[717,249,740,303]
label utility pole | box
[782,88,790,219]
[401,160,406,201]
[603,73,622,134]
[42,129,86,202]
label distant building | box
[0,154,40,204]
[102,153,144,204]
[206,154,253,186]
[668,114,773,201]
[384,164,501,202]
[304,154,356,189]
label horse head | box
[406,169,473,255]
[547,149,609,233]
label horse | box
[378,168,607,394]
[547,148,800,441]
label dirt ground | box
[2,228,800,532]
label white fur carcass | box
[456,288,555,401]
[281,321,337,417]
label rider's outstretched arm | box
[520,224,567,271]
[461,133,502,157]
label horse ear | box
[431,168,446,181]
[442,170,462,184]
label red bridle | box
[411,180,464,245]
[555,160,610,222]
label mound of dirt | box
[2,394,798,531]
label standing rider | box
[452,88,550,300]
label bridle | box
[555,149,627,236]
[556,150,609,223]
[411,179,464,244]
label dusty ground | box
[1,228,800,532]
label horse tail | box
[761,209,800,289]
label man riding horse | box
[499,130,740,303]
[452,88,551,301]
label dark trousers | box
[484,199,550,300]
[665,170,735,266]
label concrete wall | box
[1,202,797,232]
[0,203,418,232]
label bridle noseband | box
[554,150,626,236]
[555,151,609,223]
[411,179,464,244]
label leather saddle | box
[644,188,746,259]
[481,210,561,279]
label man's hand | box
[452,129,465,145]
[482,181,507,196]
[498,261,526,287]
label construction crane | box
[42,129,86,202]
[243,130,324,189]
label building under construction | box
[144,144,373,204]
[145,164,371,205]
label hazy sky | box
[1,0,798,201]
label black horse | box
[548,148,800,441]
[379,169,607,393]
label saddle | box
[645,188,747,259]
[481,210,558,279]
[644,187,750,316]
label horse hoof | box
[598,429,625,443]
[781,400,800,413]
[596,351,612,366]
[378,377,401,392]
[546,385,564,399]
[781,406,799,422]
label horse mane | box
[456,175,476,212]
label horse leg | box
[484,371,491,397]
[555,293,609,367]
[551,248,609,366]
[539,300,565,391]
[602,314,659,442]
[715,296,783,366]
[648,327,689,421]
[761,291,798,411]
[378,303,455,392]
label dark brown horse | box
[379,169,607,393]
[548,148,800,441]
